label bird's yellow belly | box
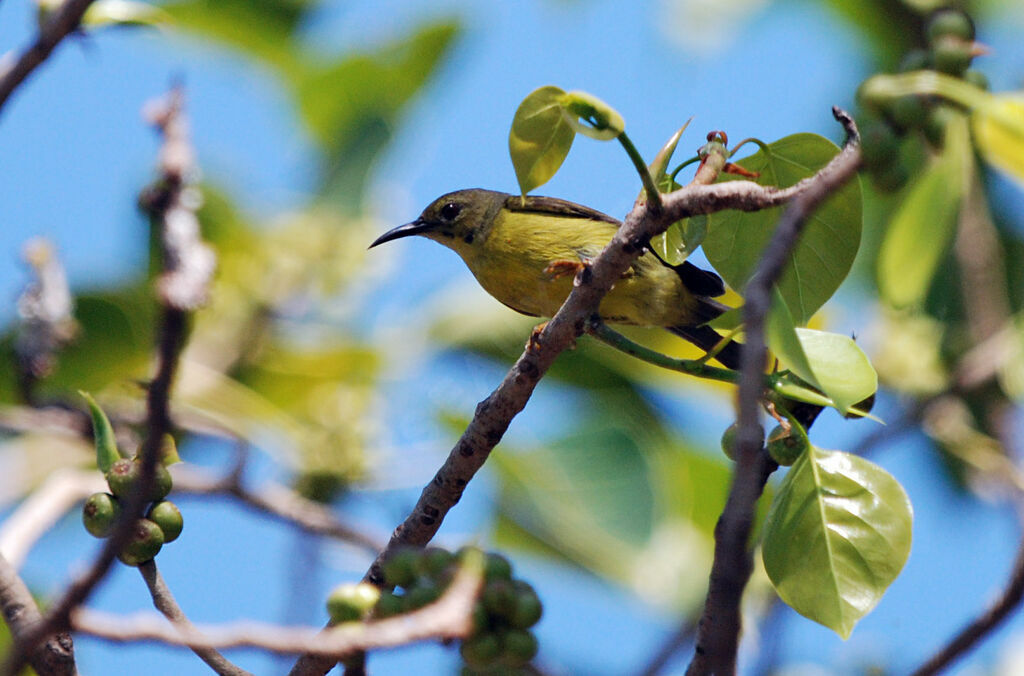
[460,219,692,326]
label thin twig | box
[138,561,252,676]
[686,107,861,676]
[292,107,866,676]
[3,88,208,676]
[0,553,77,675]
[171,466,384,553]
[0,0,96,114]
[72,558,483,656]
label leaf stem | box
[586,319,738,384]
[618,132,663,211]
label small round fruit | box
[720,423,739,462]
[859,120,901,171]
[147,500,183,543]
[871,159,909,193]
[482,579,516,619]
[459,632,501,668]
[932,38,973,76]
[82,492,121,538]
[484,553,513,581]
[898,48,930,73]
[150,462,173,501]
[105,458,140,498]
[405,581,440,609]
[501,629,539,665]
[418,547,454,580]
[886,95,930,132]
[327,582,380,624]
[373,591,404,618]
[118,518,164,566]
[509,584,543,629]
[926,9,975,44]
[381,548,420,589]
[766,425,809,466]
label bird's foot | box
[544,259,586,280]
[527,322,548,351]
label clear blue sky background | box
[3,0,1024,674]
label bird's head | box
[369,189,508,257]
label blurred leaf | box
[83,0,169,28]
[557,90,624,141]
[762,446,913,638]
[509,86,576,195]
[878,115,971,307]
[36,290,153,396]
[162,0,314,75]
[702,134,863,324]
[296,21,460,201]
[492,425,654,581]
[972,95,1024,186]
[821,0,921,69]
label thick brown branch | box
[686,107,861,676]
[0,0,96,114]
[0,553,76,675]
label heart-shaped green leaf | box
[702,134,863,325]
[509,86,576,195]
[762,447,913,639]
[878,115,971,308]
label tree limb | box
[686,107,861,676]
[0,0,96,114]
[0,553,76,675]
[292,107,864,676]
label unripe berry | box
[82,492,121,538]
[118,519,164,566]
[326,583,380,624]
[147,500,183,543]
[766,425,809,466]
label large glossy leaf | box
[702,134,863,325]
[877,115,971,308]
[762,447,913,638]
[508,86,576,195]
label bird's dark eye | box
[440,202,461,221]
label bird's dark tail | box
[669,324,742,370]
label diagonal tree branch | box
[685,107,861,676]
[138,561,252,676]
[0,0,97,115]
[291,108,864,676]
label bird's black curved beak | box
[369,218,434,249]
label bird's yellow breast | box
[447,210,697,326]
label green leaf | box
[878,115,971,308]
[80,391,123,472]
[557,90,625,141]
[766,288,818,387]
[701,134,863,325]
[762,446,913,638]
[162,0,314,76]
[972,95,1024,186]
[509,86,576,195]
[794,328,877,415]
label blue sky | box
[3,0,1024,674]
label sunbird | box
[371,189,740,368]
